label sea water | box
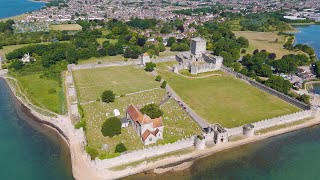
[0,79,73,179]
[0,0,45,19]
[127,125,320,180]
[293,24,320,59]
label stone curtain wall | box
[221,66,310,110]
[94,136,195,169]
[226,109,315,137]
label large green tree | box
[101,90,115,103]
[101,117,121,137]
[140,104,163,119]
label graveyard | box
[73,65,202,158]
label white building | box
[126,104,163,145]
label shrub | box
[101,117,121,137]
[115,143,127,153]
[75,119,86,130]
[160,81,167,88]
[241,49,246,54]
[101,90,115,103]
[86,146,99,160]
[155,75,162,82]
[145,62,156,72]
[140,104,163,119]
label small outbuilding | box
[121,118,129,128]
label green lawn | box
[233,31,303,58]
[73,66,160,103]
[96,38,118,45]
[78,55,124,65]
[15,73,66,114]
[73,65,202,158]
[157,70,300,128]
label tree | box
[297,94,310,104]
[160,81,167,88]
[101,117,121,137]
[155,75,162,82]
[86,146,99,160]
[268,53,276,60]
[167,37,176,47]
[101,90,115,103]
[256,64,272,77]
[140,104,163,119]
[106,45,117,56]
[253,49,259,55]
[9,60,24,70]
[115,143,127,153]
[145,62,156,72]
[237,36,249,48]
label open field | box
[50,24,82,31]
[159,48,178,57]
[78,55,125,65]
[73,66,161,102]
[157,68,300,128]
[96,38,118,45]
[14,73,66,114]
[74,65,201,158]
[233,31,303,58]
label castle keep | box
[174,38,223,75]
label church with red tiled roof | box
[126,104,163,145]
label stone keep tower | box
[190,38,206,56]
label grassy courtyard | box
[73,65,201,158]
[157,68,300,128]
[14,73,66,114]
[233,31,302,58]
[73,66,160,103]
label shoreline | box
[125,117,320,178]
[1,71,320,179]
[0,0,47,22]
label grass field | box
[73,66,160,102]
[96,38,118,45]
[14,73,66,114]
[159,48,178,57]
[78,55,124,65]
[233,31,303,58]
[50,24,82,31]
[157,68,300,128]
[73,65,201,158]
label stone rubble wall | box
[221,66,310,110]
[226,109,315,137]
[94,136,195,169]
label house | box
[21,53,36,63]
[126,104,163,145]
